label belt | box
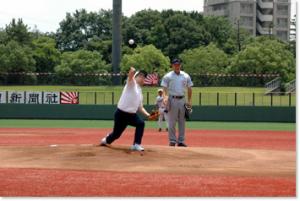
[171,96,184,99]
[117,108,136,115]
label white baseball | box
[128,39,135,45]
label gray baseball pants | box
[167,97,186,144]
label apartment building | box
[204,0,291,41]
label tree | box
[0,29,8,44]
[56,9,113,51]
[289,40,296,59]
[84,37,112,64]
[201,16,254,55]
[54,50,109,85]
[122,9,169,50]
[0,40,35,73]
[163,13,209,59]
[55,50,108,74]
[223,27,253,54]
[229,37,295,82]
[32,36,61,72]
[5,18,32,45]
[0,40,36,84]
[179,43,229,74]
[123,10,210,59]
[203,16,234,49]
[121,45,170,76]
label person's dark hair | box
[135,70,148,78]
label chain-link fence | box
[0,73,279,87]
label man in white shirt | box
[155,89,168,132]
[100,67,150,151]
[161,59,193,147]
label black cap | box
[171,58,181,64]
[135,70,148,78]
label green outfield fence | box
[78,91,296,107]
[0,104,295,122]
[0,90,295,122]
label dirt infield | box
[0,128,296,196]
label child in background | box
[155,89,169,132]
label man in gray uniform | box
[161,59,193,147]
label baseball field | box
[0,119,295,197]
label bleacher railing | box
[265,77,281,93]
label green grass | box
[0,119,295,131]
[0,85,295,106]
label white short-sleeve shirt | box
[118,79,143,113]
[161,71,193,96]
[156,96,164,109]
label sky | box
[0,0,204,32]
[0,0,297,33]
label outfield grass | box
[0,119,295,131]
[0,85,295,106]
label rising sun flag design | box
[60,92,79,104]
[144,73,159,86]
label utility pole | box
[112,0,122,85]
[236,19,241,52]
[269,0,274,39]
[269,23,273,39]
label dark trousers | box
[106,109,145,145]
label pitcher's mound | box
[0,144,295,177]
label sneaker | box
[131,144,144,151]
[169,142,176,146]
[100,137,108,146]
[158,128,162,132]
[177,142,188,147]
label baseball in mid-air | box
[128,39,135,45]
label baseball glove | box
[148,109,159,121]
[184,104,192,120]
